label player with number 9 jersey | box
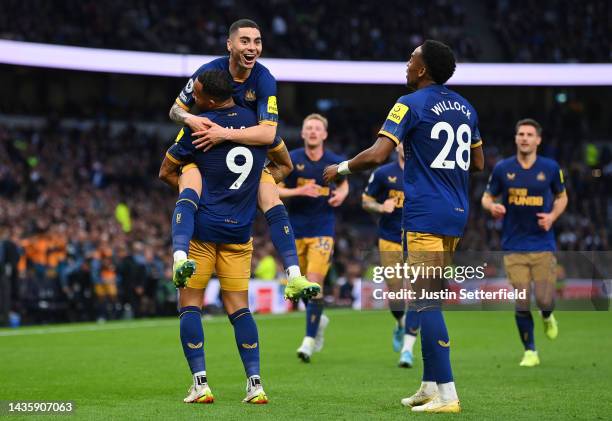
[379,85,482,237]
[167,106,265,244]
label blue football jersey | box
[166,105,266,244]
[364,162,404,244]
[283,148,346,238]
[176,57,278,126]
[486,156,565,251]
[379,85,482,237]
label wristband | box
[338,161,351,175]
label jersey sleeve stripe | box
[175,98,190,110]
[470,140,483,148]
[378,130,400,146]
[165,151,182,165]
[259,120,278,127]
[555,190,567,198]
[268,140,285,153]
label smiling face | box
[406,46,427,89]
[301,117,328,148]
[515,124,541,155]
[227,27,262,70]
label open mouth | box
[243,53,256,65]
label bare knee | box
[179,287,204,308]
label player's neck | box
[305,145,324,161]
[516,152,537,169]
[416,80,436,90]
[211,98,235,110]
[229,59,252,82]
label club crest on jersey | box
[245,89,257,102]
[387,176,397,183]
[506,172,516,180]
[296,164,305,171]
[537,172,546,181]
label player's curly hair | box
[197,70,233,101]
[421,40,456,85]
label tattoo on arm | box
[169,103,192,125]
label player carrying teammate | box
[278,113,349,362]
[167,18,319,301]
[362,143,421,367]
[482,118,567,367]
[324,40,484,413]
[160,70,269,404]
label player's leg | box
[216,241,268,404]
[257,174,319,300]
[399,308,421,368]
[297,237,333,362]
[403,233,460,413]
[532,252,558,340]
[504,253,539,367]
[379,239,406,353]
[178,240,215,403]
[172,165,201,288]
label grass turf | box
[1,309,611,420]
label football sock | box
[229,308,260,378]
[420,309,453,384]
[515,310,535,350]
[264,205,300,276]
[172,188,199,258]
[542,310,553,319]
[391,310,405,325]
[306,298,324,338]
[438,381,458,401]
[405,309,421,334]
[402,334,417,353]
[179,306,205,374]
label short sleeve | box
[256,71,278,126]
[175,64,209,110]
[471,110,482,148]
[166,127,196,164]
[485,162,503,197]
[378,96,419,146]
[364,169,383,200]
[268,135,285,153]
[551,163,566,196]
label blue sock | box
[405,309,421,335]
[420,309,453,383]
[229,308,260,378]
[264,205,299,272]
[172,188,199,254]
[179,306,205,374]
[515,311,535,350]
[306,299,323,338]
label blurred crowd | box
[1,95,609,324]
[488,0,610,63]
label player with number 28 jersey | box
[379,85,482,237]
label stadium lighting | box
[2,39,612,86]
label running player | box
[160,70,269,404]
[278,113,349,362]
[324,40,484,413]
[168,18,319,301]
[362,143,421,367]
[482,118,567,367]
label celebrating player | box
[167,18,319,301]
[482,118,567,367]
[362,143,421,367]
[278,113,349,362]
[160,70,269,404]
[324,40,484,413]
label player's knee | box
[258,194,282,213]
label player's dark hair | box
[515,118,542,136]
[421,40,456,85]
[229,19,260,36]
[197,70,233,101]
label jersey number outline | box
[429,122,471,171]
[226,146,253,189]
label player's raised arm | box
[323,136,395,183]
[169,70,215,134]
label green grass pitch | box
[1,309,611,420]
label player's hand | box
[328,188,348,207]
[381,197,397,213]
[185,115,213,134]
[490,203,506,219]
[298,183,321,198]
[536,212,554,231]
[192,121,229,151]
[323,165,339,183]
